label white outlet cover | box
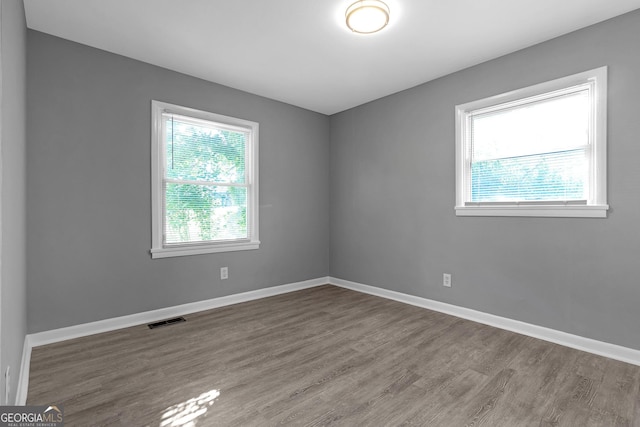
[443,274,452,287]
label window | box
[151,101,259,258]
[455,67,608,217]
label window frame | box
[150,100,259,259]
[455,67,608,218]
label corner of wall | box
[0,0,28,406]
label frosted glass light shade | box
[346,0,390,34]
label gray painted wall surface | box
[27,31,330,333]
[330,10,640,350]
[1,0,27,405]
[25,9,640,351]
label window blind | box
[162,113,249,245]
[468,88,590,204]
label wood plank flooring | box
[27,285,640,426]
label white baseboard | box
[28,277,330,348]
[329,277,640,367]
[17,274,640,405]
[17,277,329,404]
[15,335,31,405]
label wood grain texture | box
[27,285,640,426]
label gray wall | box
[25,8,640,352]
[27,31,330,333]
[1,0,27,405]
[330,10,640,350]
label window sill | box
[455,205,609,218]
[151,240,260,259]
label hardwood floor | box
[27,285,640,426]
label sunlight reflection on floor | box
[160,389,220,427]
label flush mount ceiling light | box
[345,0,390,34]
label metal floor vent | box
[148,316,186,329]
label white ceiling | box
[24,0,640,115]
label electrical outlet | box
[443,273,452,288]
[220,267,228,280]
[4,366,10,405]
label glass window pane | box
[470,89,589,203]
[471,90,589,161]
[165,116,246,184]
[164,183,248,244]
[471,148,587,202]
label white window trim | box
[455,67,608,218]
[150,100,259,259]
